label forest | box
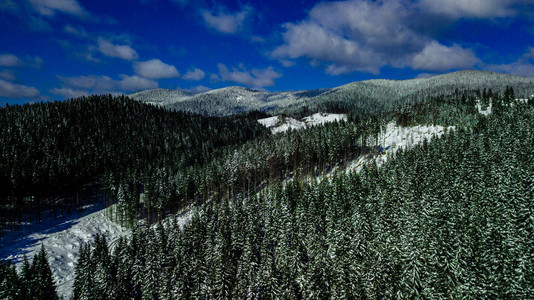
[65,94,534,299]
[1,84,533,299]
[0,95,268,231]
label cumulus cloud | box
[486,48,534,77]
[54,73,158,98]
[411,41,479,71]
[134,59,179,79]
[182,68,205,81]
[217,64,281,88]
[0,70,16,81]
[51,87,91,99]
[0,79,40,98]
[58,75,116,91]
[0,54,22,67]
[272,0,427,74]
[273,0,534,75]
[28,0,88,18]
[202,6,251,34]
[0,53,43,68]
[98,38,138,60]
[118,74,158,91]
[419,0,520,18]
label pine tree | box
[31,245,59,300]
[73,243,94,300]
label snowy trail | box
[0,204,127,299]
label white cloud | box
[411,41,479,71]
[273,22,383,74]
[182,68,205,80]
[0,54,42,68]
[28,0,88,17]
[272,0,427,74]
[486,47,534,77]
[181,85,212,93]
[51,87,90,99]
[0,70,16,80]
[118,74,158,91]
[210,73,220,82]
[64,24,89,38]
[0,79,40,98]
[419,0,519,18]
[98,38,138,60]
[0,54,22,67]
[490,62,534,77]
[54,74,158,98]
[217,63,281,88]
[201,6,251,34]
[134,59,179,79]
[58,75,116,91]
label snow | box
[0,204,127,299]
[272,117,307,134]
[302,112,347,126]
[346,121,454,174]
[476,99,492,116]
[159,209,194,231]
[257,116,280,128]
[258,113,347,134]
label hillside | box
[68,96,534,299]
[0,95,268,233]
[130,70,534,116]
[2,73,534,299]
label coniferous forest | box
[1,83,534,299]
[0,95,268,230]
[69,100,534,299]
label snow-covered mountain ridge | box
[130,70,534,116]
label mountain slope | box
[130,70,534,116]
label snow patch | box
[257,116,280,128]
[272,117,306,134]
[346,121,454,174]
[0,204,127,299]
[476,99,492,116]
[302,112,347,126]
[258,113,347,134]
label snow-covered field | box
[0,204,127,299]
[258,112,347,134]
[346,121,455,174]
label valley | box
[1,71,534,299]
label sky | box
[1,0,534,104]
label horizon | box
[1,0,534,105]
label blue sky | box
[1,0,534,104]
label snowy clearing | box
[0,204,127,299]
[476,99,492,116]
[303,112,347,126]
[345,121,454,174]
[258,113,347,134]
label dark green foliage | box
[73,101,534,298]
[0,95,268,230]
[0,246,58,300]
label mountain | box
[130,70,534,116]
[131,86,334,116]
